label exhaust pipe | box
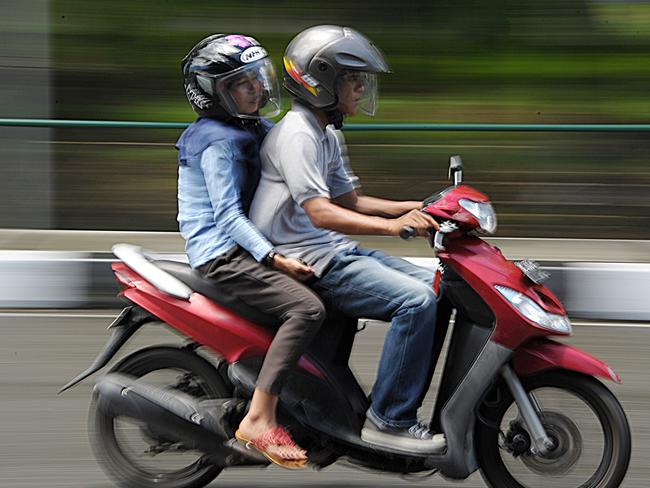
[94,373,268,465]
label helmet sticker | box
[185,84,211,109]
[283,57,319,96]
[240,46,268,63]
[225,34,257,49]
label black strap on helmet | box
[324,108,344,129]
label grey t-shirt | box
[249,103,358,276]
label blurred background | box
[1,2,650,488]
[0,0,648,237]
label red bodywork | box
[423,185,490,230]
[112,182,620,385]
[112,262,324,378]
[426,184,621,382]
[513,338,621,383]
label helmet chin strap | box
[293,99,344,129]
[324,108,344,129]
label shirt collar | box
[292,101,328,141]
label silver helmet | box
[283,25,389,116]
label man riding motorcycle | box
[249,25,445,453]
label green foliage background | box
[51,1,650,237]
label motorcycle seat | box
[154,259,278,327]
[154,259,358,332]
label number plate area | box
[515,259,550,285]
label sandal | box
[235,426,308,469]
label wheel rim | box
[497,387,610,488]
[103,367,214,481]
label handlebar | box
[400,219,459,251]
[399,226,417,240]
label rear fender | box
[59,306,155,393]
[513,338,621,384]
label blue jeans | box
[312,247,439,428]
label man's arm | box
[334,190,421,217]
[303,196,437,237]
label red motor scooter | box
[61,156,631,488]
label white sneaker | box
[360,417,447,454]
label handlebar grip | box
[399,226,417,240]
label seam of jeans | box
[368,405,417,429]
[375,293,437,423]
[387,305,414,419]
[335,261,410,306]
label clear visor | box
[337,70,379,116]
[199,58,281,119]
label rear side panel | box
[113,263,323,377]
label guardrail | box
[2,118,650,132]
[1,247,648,320]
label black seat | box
[155,260,278,327]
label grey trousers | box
[198,246,325,395]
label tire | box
[476,370,631,488]
[89,345,233,488]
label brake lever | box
[431,221,459,251]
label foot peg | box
[224,438,270,465]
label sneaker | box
[360,416,446,454]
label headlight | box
[459,199,497,234]
[495,285,572,334]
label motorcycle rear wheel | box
[89,345,232,488]
[476,370,631,488]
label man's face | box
[337,71,368,116]
[228,73,263,115]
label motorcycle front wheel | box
[89,345,232,488]
[476,370,631,488]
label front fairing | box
[437,236,568,349]
[422,184,491,231]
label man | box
[249,25,445,453]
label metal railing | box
[2,118,650,132]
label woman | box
[177,34,324,468]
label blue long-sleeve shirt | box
[177,119,273,268]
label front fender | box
[513,338,621,384]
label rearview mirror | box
[448,155,463,186]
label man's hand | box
[389,209,440,237]
[272,255,315,282]
[398,201,424,216]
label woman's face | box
[337,71,367,116]
[229,74,263,115]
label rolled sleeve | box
[201,144,273,262]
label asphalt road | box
[1,311,648,488]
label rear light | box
[113,270,133,289]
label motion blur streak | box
[0,1,648,237]
[1,313,649,487]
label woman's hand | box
[273,255,315,282]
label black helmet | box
[283,25,389,122]
[182,34,281,120]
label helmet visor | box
[209,58,281,119]
[337,70,379,117]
